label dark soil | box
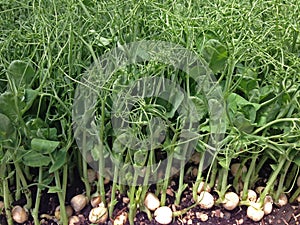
[1,165,300,225]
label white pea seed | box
[240,189,257,202]
[277,193,288,207]
[71,194,88,212]
[247,203,264,222]
[68,215,80,225]
[197,191,214,209]
[154,206,173,225]
[223,192,239,211]
[89,206,108,223]
[113,212,128,225]
[144,192,160,211]
[12,205,28,224]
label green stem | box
[3,177,13,225]
[128,170,139,225]
[62,164,68,201]
[252,118,300,135]
[54,170,68,225]
[82,130,91,200]
[97,99,106,205]
[109,164,119,218]
[175,143,189,205]
[32,167,43,225]
[14,160,32,209]
[208,159,218,189]
[160,152,174,206]
[290,187,300,203]
[193,152,204,201]
[259,154,286,205]
[241,154,257,201]
[250,154,268,187]
[232,159,247,192]
[274,159,292,202]
[284,163,298,190]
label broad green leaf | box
[31,138,60,154]
[0,91,24,123]
[133,150,148,167]
[293,155,300,167]
[49,149,67,173]
[233,112,255,133]
[159,89,184,118]
[202,39,228,73]
[21,89,38,114]
[218,158,230,170]
[23,151,51,167]
[7,60,35,89]
[0,113,15,141]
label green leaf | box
[0,91,22,123]
[293,155,300,167]
[31,138,60,154]
[49,149,67,173]
[233,112,255,133]
[0,113,15,141]
[47,186,62,193]
[21,89,38,113]
[202,39,228,73]
[218,158,230,170]
[133,150,148,167]
[23,151,51,167]
[7,60,35,89]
